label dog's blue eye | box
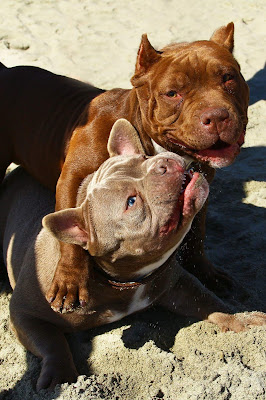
[127,196,136,208]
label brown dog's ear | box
[210,22,234,53]
[107,119,145,157]
[131,34,161,87]
[42,207,98,255]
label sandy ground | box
[0,0,265,399]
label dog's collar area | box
[107,279,142,289]
[93,254,174,290]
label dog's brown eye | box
[223,73,234,83]
[166,90,178,97]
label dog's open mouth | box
[208,138,231,150]
[196,132,245,166]
[159,168,193,235]
[166,131,245,167]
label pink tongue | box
[159,169,193,236]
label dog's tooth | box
[188,168,194,179]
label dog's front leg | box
[47,243,90,313]
[46,158,91,313]
[158,267,266,332]
[9,309,78,391]
[46,123,110,313]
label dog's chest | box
[104,285,151,324]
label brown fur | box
[0,23,249,311]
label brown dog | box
[1,120,264,391]
[0,23,249,312]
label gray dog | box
[0,119,265,391]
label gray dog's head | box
[43,119,209,281]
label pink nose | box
[153,158,184,175]
[200,107,230,133]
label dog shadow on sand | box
[247,63,266,104]
[0,71,265,398]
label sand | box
[0,0,265,399]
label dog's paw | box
[207,311,266,333]
[36,357,78,391]
[46,266,89,313]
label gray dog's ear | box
[210,22,234,53]
[42,207,98,256]
[107,118,145,157]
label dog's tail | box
[0,61,7,69]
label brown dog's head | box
[43,119,209,282]
[131,23,249,168]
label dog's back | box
[0,65,103,188]
[0,167,55,287]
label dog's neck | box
[132,224,191,280]
[94,222,192,289]
[94,250,177,290]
